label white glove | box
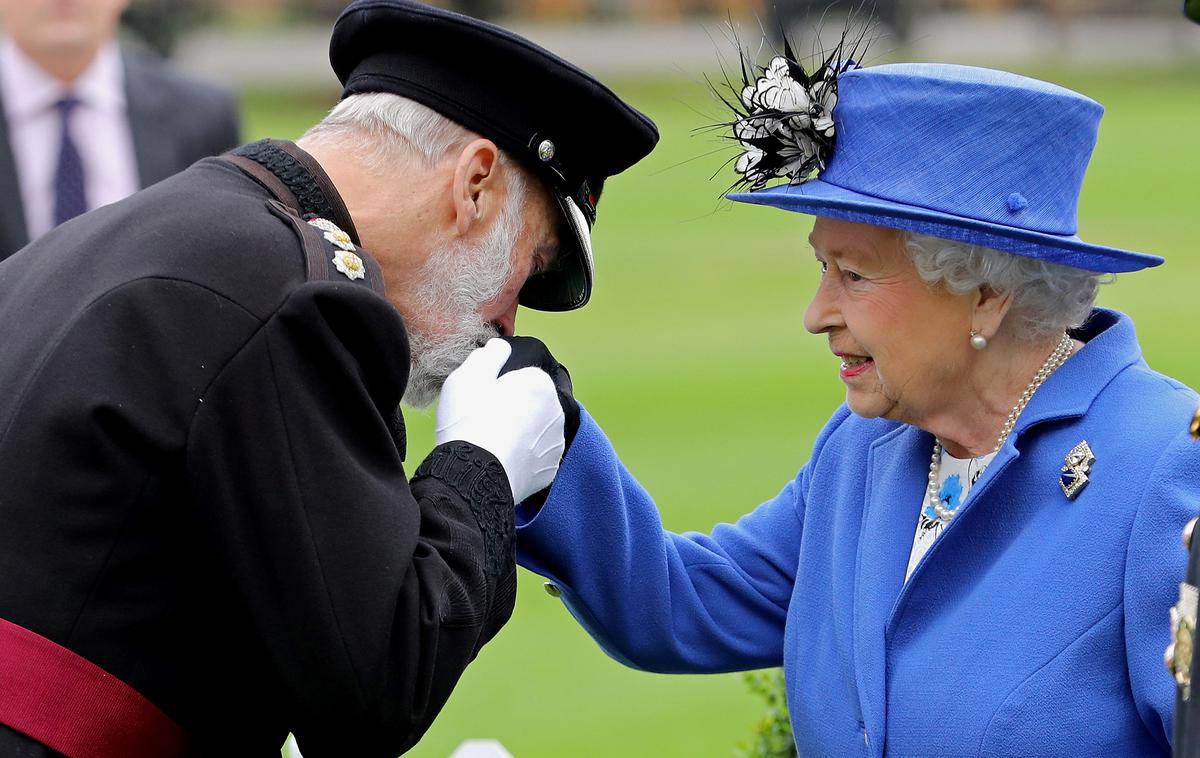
[435,339,566,503]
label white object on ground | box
[281,734,513,757]
[449,739,515,758]
[282,734,303,758]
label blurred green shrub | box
[737,669,796,758]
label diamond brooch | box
[1059,440,1094,499]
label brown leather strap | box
[223,153,300,210]
[265,199,336,284]
[223,149,387,296]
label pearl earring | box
[970,330,988,350]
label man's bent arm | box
[186,282,514,756]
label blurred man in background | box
[0,0,240,261]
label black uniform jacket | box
[0,140,516,757]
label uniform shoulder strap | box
[220,143,386,296]
[263,199,388,296]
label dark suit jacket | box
[0,141,516,756]
[0,47,241,261]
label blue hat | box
[727,62,1162,273]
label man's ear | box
[451,138,502,238]
[970,284,1015,341]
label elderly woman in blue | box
[509,60,1200,756]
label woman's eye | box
[846,271,864,283]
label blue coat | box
[516,310,1200,757]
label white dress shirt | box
[0,36,139,239]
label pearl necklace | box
[926,332,1075,523]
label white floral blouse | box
[905,447,998,582]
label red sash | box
[0,616,188,758]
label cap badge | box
[1059,440,1094,499]
[537,139,556,162]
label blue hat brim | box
[728,180,1163,274]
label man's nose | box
[491,300,518,337]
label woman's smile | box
[836,352,874,380]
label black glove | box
[499,336,580,452]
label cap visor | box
[729,180,1163,274]
[519,192,595,311]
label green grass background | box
[246,65,1200,757]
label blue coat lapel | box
[854,423,929,750]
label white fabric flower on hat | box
[736,147,765,176]
[777,143,816,177]
[726,50,851,190]
[755,58,812,113]
[813,115,835,138]
[810,77,839,138]
[735,117,771,142]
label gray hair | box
[300,92,530,183]
[904,233,1111,341]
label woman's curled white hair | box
[905,233,1112,341]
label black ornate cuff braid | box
[414,441,515,577]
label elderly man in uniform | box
[0,1,657,756]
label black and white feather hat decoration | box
[714,31,868,191]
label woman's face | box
[803,217,975,425]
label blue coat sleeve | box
[1124,427,1200,750]
[515,406,847,674]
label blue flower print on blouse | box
[923,474,964,520]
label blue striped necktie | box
[53,96,87,226]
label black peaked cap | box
[330,0,660,311]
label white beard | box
[401,204,520,410]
